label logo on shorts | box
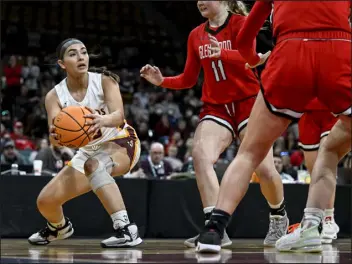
[91,145,100,151]
[127,140,134,148]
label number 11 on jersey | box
[211,60,227,82]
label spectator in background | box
[3,55,23,114]
[129,94,149,124]
[140,142,173,178]
[154,114,172,139]
[34,145,75,173]
[286,130,299,152]
[273,154,295,183]
[1,140,28,165]
[135,122,153,156]
[0,133,11,149]
[164,144,183,172]
[1,110,13,132]
[168,131,185,157]
[1,123,7,138]
[14,85,41,121]
[133,83,150,109]
[174,118,191,141]
[162,92,182,120]
[280,151,298,180]
[183,136,194,162]
[28,138,49,164]
[10,121,35,150]
[21,56,40,97]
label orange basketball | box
[53,106,93,148]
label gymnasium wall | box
[1,173,351,239]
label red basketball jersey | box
[161,13,259,105]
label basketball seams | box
[60,130,87,144]
[61,109,91,138]
[53,124,82,132]
[80,106,91,133]
[79,134,91,148]
[78,106,93,147]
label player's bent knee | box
[83,158,99,175]
[85,152,115,192]
[37,191,57,210]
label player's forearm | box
[103,110,125,127]
[237,1,272,65]
[161,75,196,90]
[219,49,243,64]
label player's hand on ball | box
[208,34,221,59]
[245,51,271,69]
[84,111,107,136]
[140,64,164,86]
[49,124,63,147]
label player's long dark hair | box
[225,0,248,16]
[55,38,120,83]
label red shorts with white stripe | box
[198,96,256,138]
[298,111,338,151]
[261,34,351,119]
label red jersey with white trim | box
[237,1,351,66]
[161,13,259,105]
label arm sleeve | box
[236,2,272,66]
[161,31,201,89]
[219,49,243,63]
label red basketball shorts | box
[298,111,338,151]
[199,96,256,138]
[261,37,351,119]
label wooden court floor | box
[1,238,351,263]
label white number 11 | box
[211,60,227,82]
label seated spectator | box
[183,137,194,162]
[154,114,172,140]
[10,121,35,150]
[2,55,23,113]
[1,110,13,132]
[34,145,74,173]
[140,142,173,178]
[273,154,296,183]
[0,123,7,138]
[164,144,183,172]
[280,151,298,180]
[1,140,28,165]
[28,138,49,164]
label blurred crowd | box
[1,1,351,183]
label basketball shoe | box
[101,223,143,248]
[275,223,322,253]
[321,216,339,244]
[28,217,74,245]
[263,213,289,246]
[184,220,232,248]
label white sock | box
[203,206,215,215]
[268,199,284,209]
[111,210,130,230]
[48,217,66,231]
[302,208,324,228]
[324,208,335,221]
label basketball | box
[53,106,93,148]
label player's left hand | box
[245,51,271,69]
[208,34,221,59]
[84,110,108,136]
